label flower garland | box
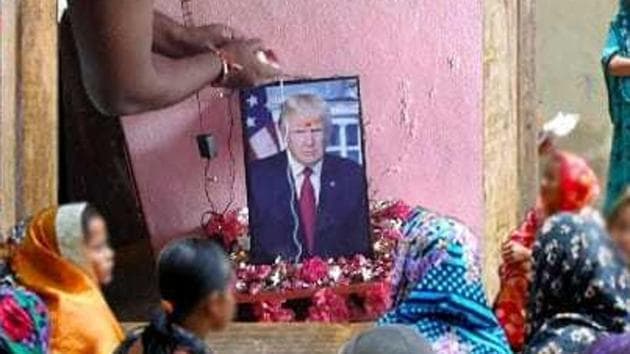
[203,200,411,322]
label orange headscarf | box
[10,204,124,354]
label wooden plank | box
[482,0,520,298]
[517,0,539,216]
[235,282,382,304]
[123,322,371,354]
[16,0,58,219]
[1,0,19,240]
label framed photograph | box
[240,76,370,264]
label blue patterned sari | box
[602,0,630,214]
[378,208,511,354]
[525,213,630,354]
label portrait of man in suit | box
[246,92,370,264]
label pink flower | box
[372,201,412,221]
[307,289,350,322]
[254,301,295,322]
[299,257,329,284]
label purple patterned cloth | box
[584,334,630,354]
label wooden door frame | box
[482,0,537,296]
[1,0,58,238]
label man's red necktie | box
[299,167,316,254]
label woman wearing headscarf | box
[378,208,511,354]
[494,150,601,351]
[10,203,124,354]
[524,211,630,354]
[602,0,630,216]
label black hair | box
[157,237,231,323]
[81,204,103,240]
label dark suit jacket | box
[247,152,370,264]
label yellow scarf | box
[11,204,124,354]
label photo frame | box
[240,76,371,264]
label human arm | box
[608,55,630,76]
[152,11,243,58]
[69,0,278,116]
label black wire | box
[223,91,239,213]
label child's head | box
[607,189,630,259]
[540,151,599,216]
[81,205,115,285]
[158,237,234,331]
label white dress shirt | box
[287,152,322,205]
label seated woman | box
[115,238,233,354]
[524,212,630,354]
[608,188,630,259]
[494,150,600,350]
[378,208,511,354]
[10,203,124,354]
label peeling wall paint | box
[121,0,484,250]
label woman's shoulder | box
[539,210,607,246]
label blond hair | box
[279,94,332,134]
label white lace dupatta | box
[55,202,91,273]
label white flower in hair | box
[543,112,580,137]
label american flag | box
[241,88,281,160]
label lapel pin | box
[329,181,336,188]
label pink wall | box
[122,0,484,251]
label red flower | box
[299,257,329,284]
[307,288,350,322]
[0,295,34,342]
[204,211,247,248]
[364,282,392,318]
[254,301,295,322]
[372,201,412,221]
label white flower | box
[570,329,596,344]
[538,342,563,354]
[598,247,613,266]
[560,223,572,235]
[432,331,472,354]
[328,265,342,282]
[542,221,554,235]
